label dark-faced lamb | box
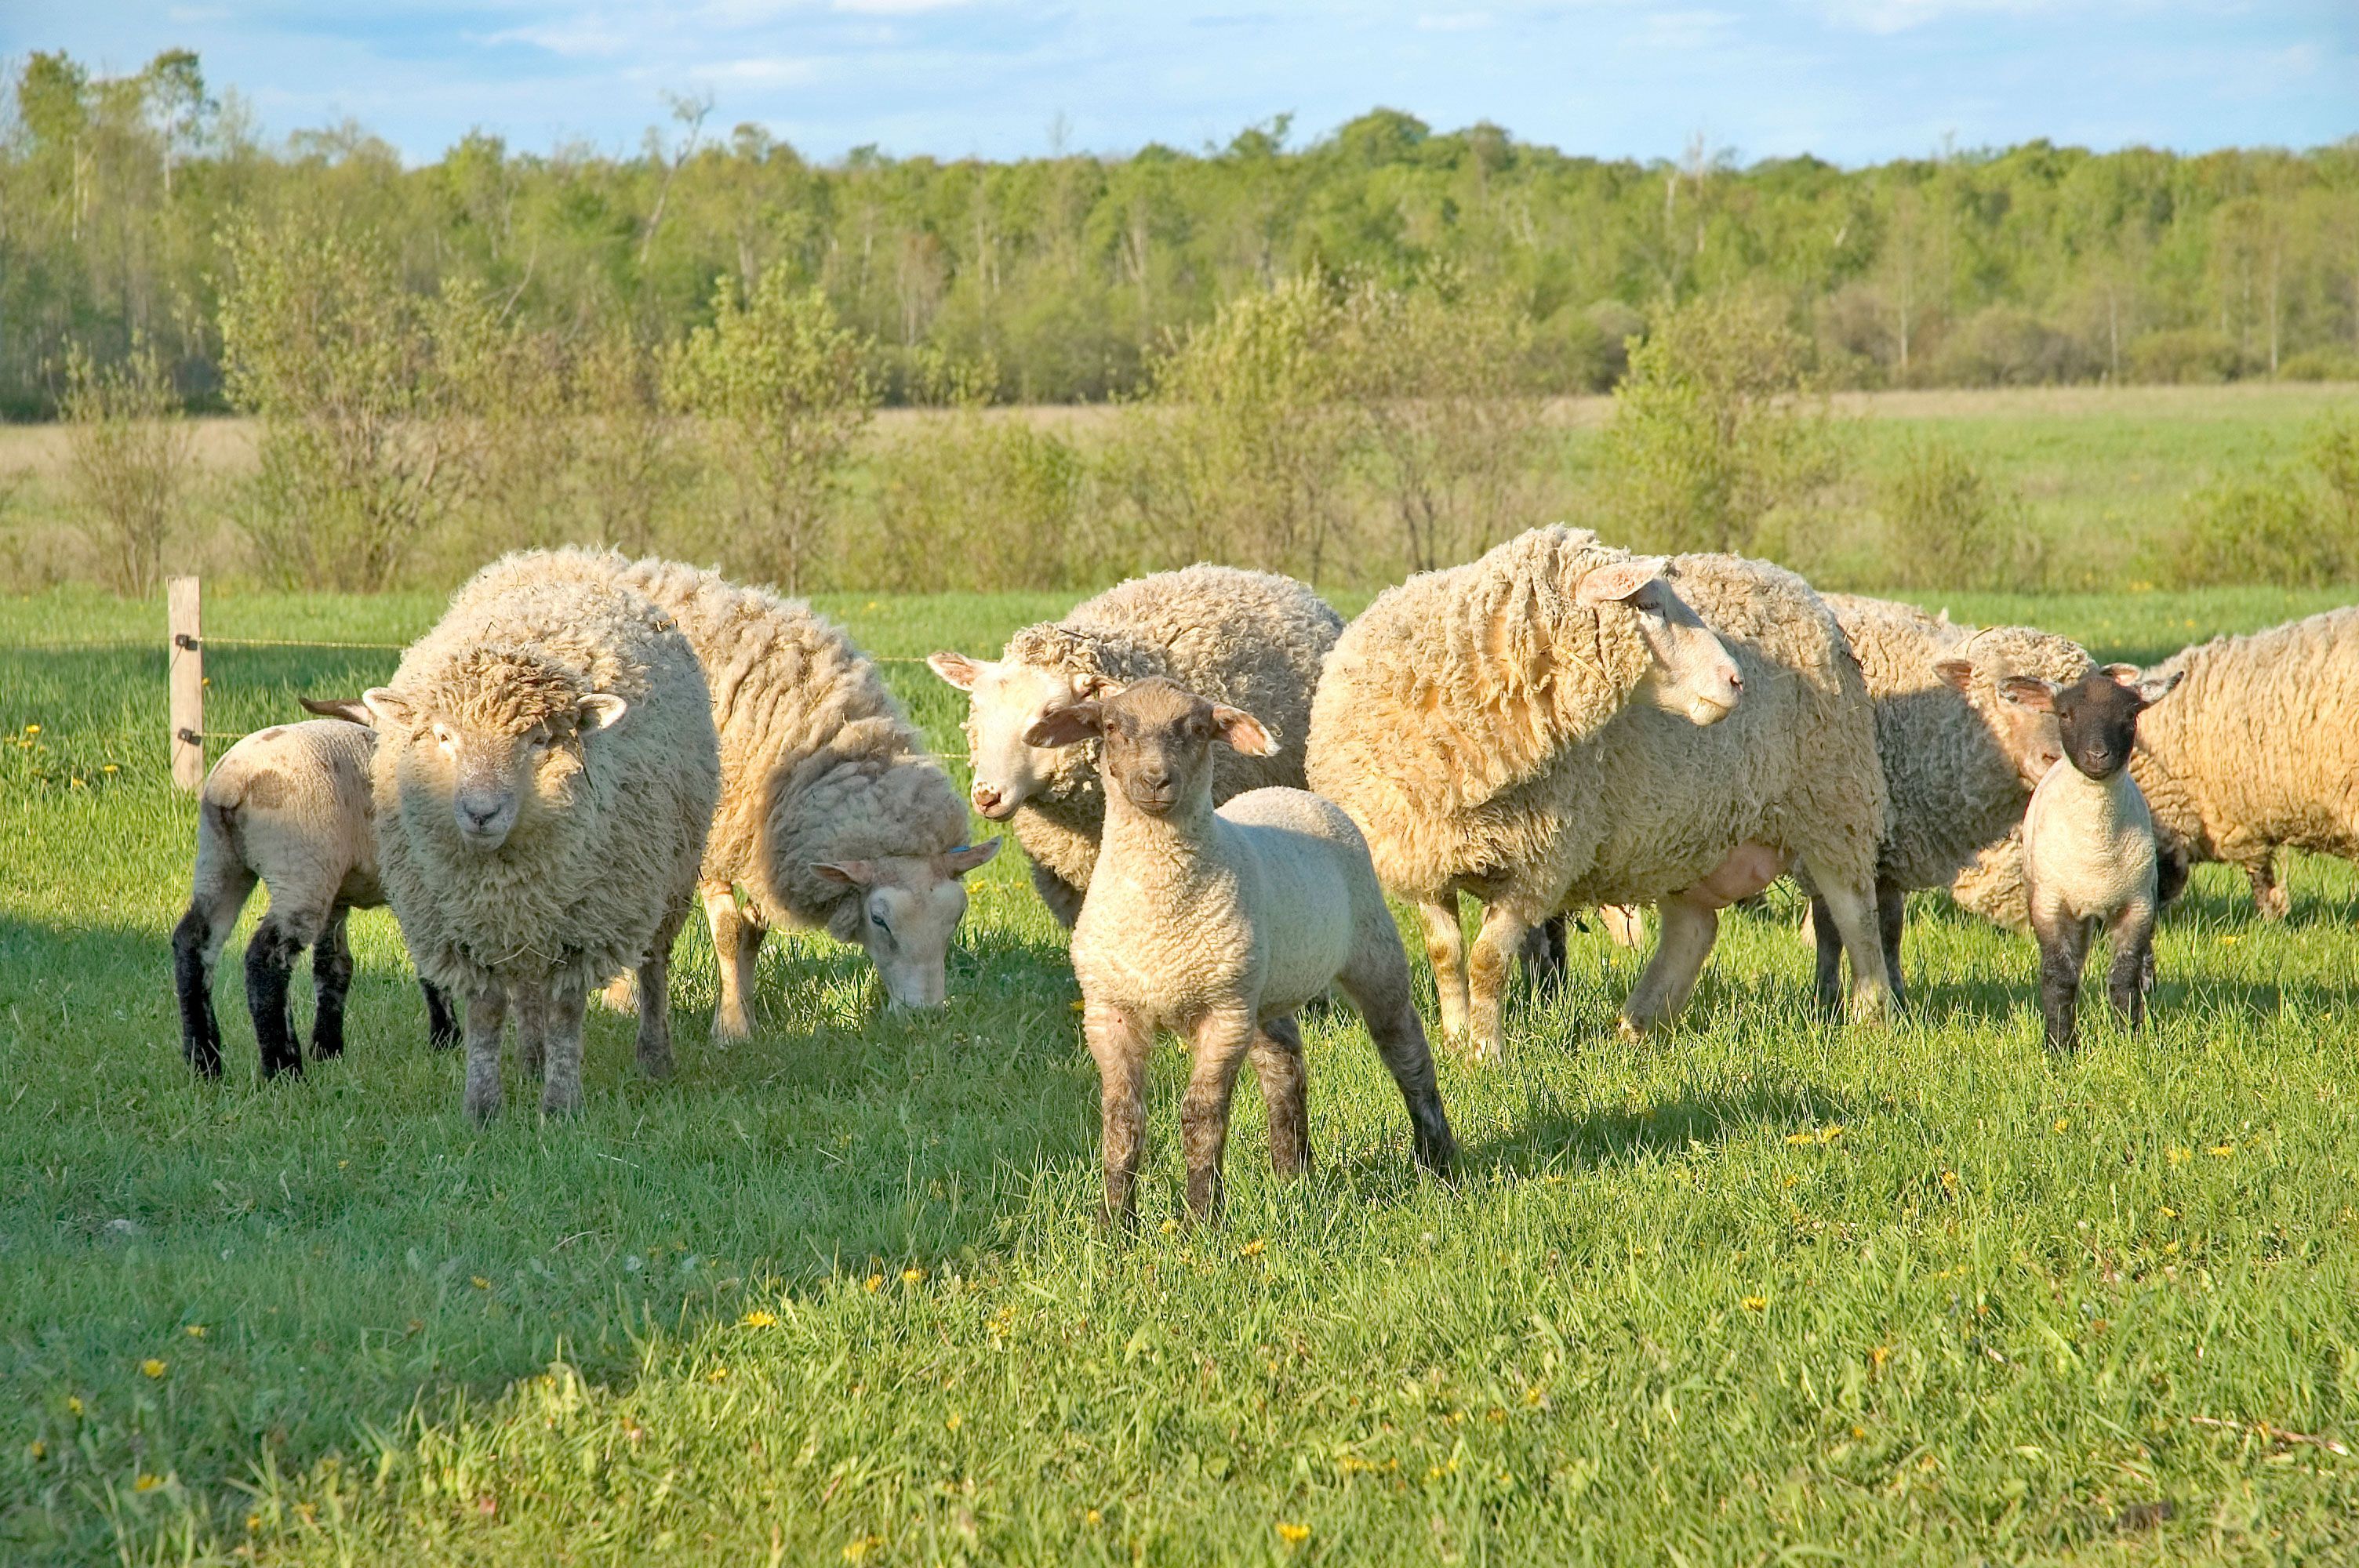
[2002,666,2183,1052]
[1025,677,1457,1226]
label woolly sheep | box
[1027,677,1457,1225]
[508,550,996,1032]
[365,555,719,1121]
[1310,527,1899,1063]
[172,716,454,1079]
[926,564,1341,926]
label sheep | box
[1800,592,2097,1007]
[503,550,996,1033]
[171,715,455,1079]
[2114,607,2359,921]
[1308,526,1892,1058]
[926,564,1342,926]
[2001,666,2183,1051]
[365,555,719,1120]
[1026,677,1457,1225]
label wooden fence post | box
[168,575,204,791]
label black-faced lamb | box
[1026,677,1457,1225]
[927,564,1341,927]
[172,715,454,1079]
[2002,666,2183,1051]
[365,557,719,1120]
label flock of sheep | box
[171,534,2359,1222]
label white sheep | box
[172,715,454,1079]
[1309,528,1892,1058]
[926,564,1341,926]
[365,555,719,1120]
[1028,677,1457,1225]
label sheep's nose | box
[460,798,501,829]
[1725,668,1743,691]
[1136,767,1169,791]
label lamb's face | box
[363,680,628,853]
[1999,666,2182,784]
[1581,566,1743,726]
[1022,677,1274,821]
[927,652,1098,819]
[817,842,1001,1007]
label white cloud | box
[1415,10,1496,31]
[1815,0,2067,35]
[478,19,638,58]
[703,54,825,83]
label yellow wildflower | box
[1742,1295,1768,1312]
[67,1396,83,1416]
[23,724,37,735]
[741,1310,779,1328]
[1085,1508,1103,1525]
[246,1514,261,1532]
[1939,1170,1960,1194]
[2053,1117,2070,1134]
[27,1440,45,1461]
[1239,1239,1266,1258]
[902,1266,925,1283]
[2168,1145,2192,1166]
[1069,999,1086,1012]
[2208,1143,2235,1158]
[1278,1522,1310,1544]
[141,1359,166,1378]
[102,764,117,774]
[946,1412,962,1432]
[707,1367,729,1383]
[863,1274,884,1292]
[134,1474,162,1493]
[844,1534,883,1561]
[184,1324,206,1338]
[471,1276,491,1290]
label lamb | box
[1801,592,2096,1007]
[171,716,455,1079]
[505,550,995,1033]
[2001,666,2183,1051]
[1027,677,1456,1225]
[927,565,1342,926]
[1308,527,1890,1058]
[365,555,719,1120]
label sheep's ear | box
[362,688,413,728]
[1024,701,1104,750]
[927,651,984,691]
[578,693,630,733]
[1074,672,1124,701]
[1576,558,1667,608]
[815,860,876,887]
[2099,662,2142,685]
[1931,657,1977,695]
[2133,669,2183,707]
[300,695,374,728]
[945,840,1001,877]
[2000,676,2057,712]
[1211,705,1277,757]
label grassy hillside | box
[4,584,2357,1564]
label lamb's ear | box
[944,840,1001,876]
[2099,662,2142,685]
[814,860,877,887]
[2133,669,2183,707]
[1931,657,1977,695]
[362,688,413,728]
[300,695,374,728]
[927,651,984,691]
[1210,704,1277,757]
[1023,701,1104,750]
[2000,675,2058,712]
[1073,672,1124,701]
[1575,558,1668,608]
[578,693,630,733]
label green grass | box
[5,583,2358,1565]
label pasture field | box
[4,582,2359,1565]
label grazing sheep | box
[2119,607,2359,920]
[927,565,1341,926]
[1802,593,2096,1007]
[1028,677,1456,1225]
[2002,666,2183,1051]
[172,716,454,1079]
[366,556,718,1120]
[512,551,996,1033]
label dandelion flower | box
[1085,1508,1103,1525]
[133,1474,162,1493]
[1239,1239,1267,1258]
[471,1276,491,1290]
[27,1440,45,1461]
[23,724,38,735]
[184,1325,205,1338]
[2208,1143,2234,1158]
[1278,1522,1310,1544]
[901,1266,925,1283]
[863,1274,884,1293]
[101,764,117,774]
[742,1309,779,1327]
[141,1359,166,1378]
[1939,1170,1961,1194]
[946,1412,962,1432]
[1742,1295,1768,1312]
[843,1534,882,1561]
[67,1396,83,1416]
[707,1367,729,1383]
[2167,1145,2192,1167]
[2053,1117,2070,1134]
[246,1514,261,1532]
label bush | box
[2146,470,2339,588]
[1873,437,2042,590]
[56,339,192,597]
[871,355,1088,591]
[2278,347,2359,383]
[2128,328,2240,386]
[1589,291,1843,555]
[1931,307,2089,387]
[2306,408,2359,547]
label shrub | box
[871,355,1088,592]
[2128,328,2240,386]
[1589,291,1843,555]
[572,325,684,560]
[1931,307,2089,387]
[1873,436,2043,590]
[2306,407,2359,548]
[2146,470,2339,588]
[56,339,192,597]
[2277,347,2359,383]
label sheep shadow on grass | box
[1469,1079,1858,1180]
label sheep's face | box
[927,652,1101,819]
[818,841,1002,1008]
[1582,564,1743,727]
[363,673,628,853]
[1935,637,2094,789]
[2000,665,2182,784]
[1023,677,1274,821]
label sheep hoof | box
[540,1084,584,1117]
[464,1088,502,1125]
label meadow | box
[5,579,2359,1565]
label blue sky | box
[8,1,2353,166]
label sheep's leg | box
[462,988,509,1123]
[1416,898,1470,1044]
[1083,1000,1152,1229]
[1466,897,1547,1062]
[420,979,459,1051]
[2106,899,2157,1031]
[1808,894,1843,1017]
[703,883,764,1044]
[1339,942,1458,1177]
[1030,862,1087,930]
[1621,891,1719,1038]
[1877,875,1908,1014]
[1249,1015,1311,1179]
[172,864,254,1080]
[2033,911,2089,1054]
[634,895,691,1080]
[245,907,322,1080]
[540,987,588,1117]
[514,985,549,1081]
[1518,915,1569,995]
[309,906,354,1060]
[2244,853,2288,921]
[1180,1007,1255,1222]
[1814,879,1894,1026]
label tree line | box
[5,48,2357,418]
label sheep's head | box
[1023,677,1273,822]
[928,648,1113,819]
[816,840,1001,1008]
[1582,560,1743,726]
[364,650,628,853]
[1934,630,2099,789]
[1998,665,2181,784]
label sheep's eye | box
[870,908,892,935]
